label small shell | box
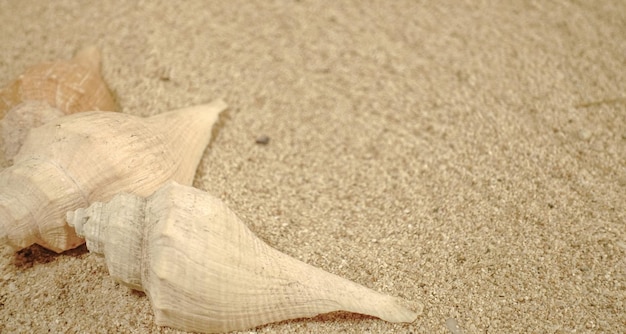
[0,100,227,252]
[0,46,117,116]
[67,182,420,333]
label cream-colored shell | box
[0,100,227,252]
[0,46,118,162]
[68,182,420,333]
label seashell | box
[0,99,227,252]
[0,46,118,162]
[67,181,419,333]
[0,46,117,116]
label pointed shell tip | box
[376,296,421,323]
[73,46,102,69]
[205,99,228,113]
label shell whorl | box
[0,100,227,252]
[69,193,145,290]
[68,182,419,333]
[0,158,89,250]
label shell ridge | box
[46,157,90,207]
[34,157,90,250]
[146,101,227,184]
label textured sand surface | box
[1,1,625,333]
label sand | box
[1,1,625,333]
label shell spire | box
[67,182,420,333]
[73,45,102,70]
[0,100,227,252]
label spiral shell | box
[0,100,227,252]
[68,182,420,333]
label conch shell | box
[0,100,226,252]
[0,46,118,161]
[67,182,419,333]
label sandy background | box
[1,1,625,333]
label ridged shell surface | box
[0,100,227,252]
[68,182,420,333]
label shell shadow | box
[253,311,379,331]
[12,243,88,269]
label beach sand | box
[1,1,624,333]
